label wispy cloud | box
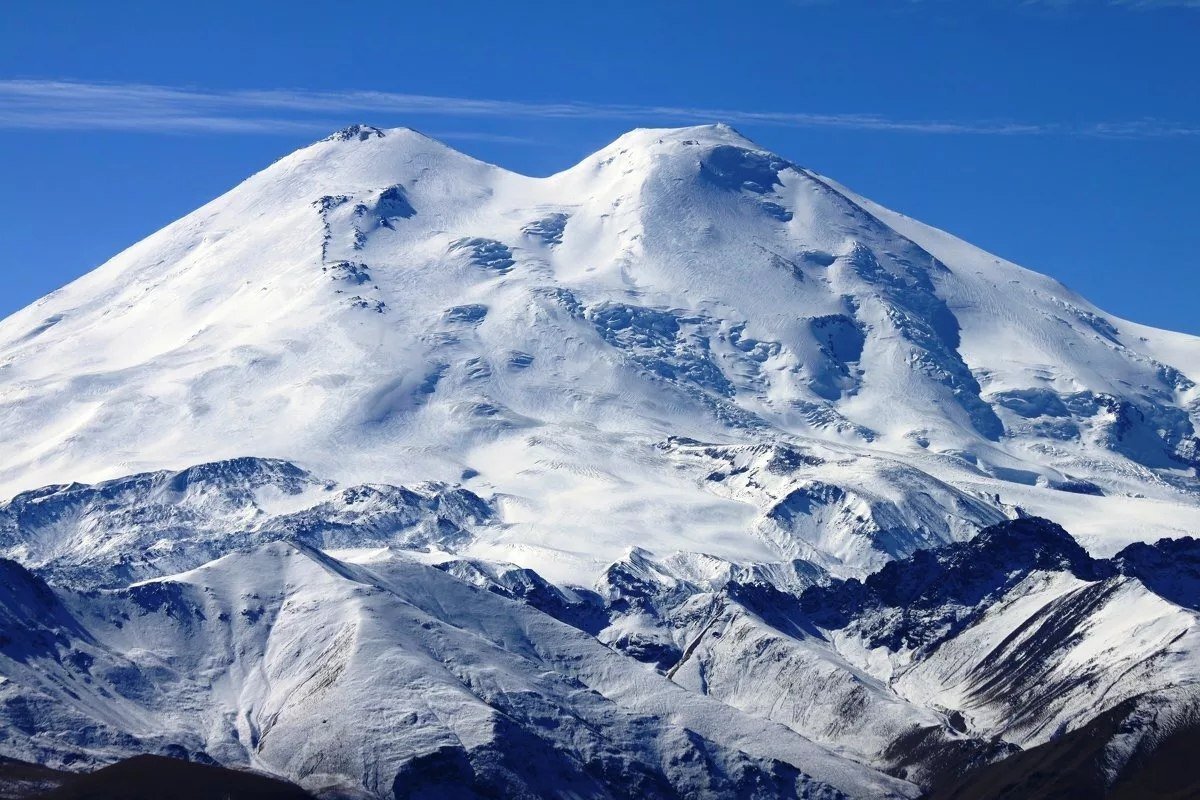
[791,0,1200,6]
[0,79,1195,140]
[1034,0,1200,7]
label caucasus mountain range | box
[0,123,1197,799]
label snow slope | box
[0,123,1197,584]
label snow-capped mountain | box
[0,124,1197,798]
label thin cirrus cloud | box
[791,0,1200,7]
[1035,0,1200,6]
[905,0,1200,7]
[0,79,1197,141]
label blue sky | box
[2,1,1197,332]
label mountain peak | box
[567,122,777,174]
[607,122,756,147]
[278,123,494,182]
[321,123,387,143]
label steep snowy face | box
[0,124,1198,583]
[547,127,1005,443]
[0,126,518,487]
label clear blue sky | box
[2,1,1197,332]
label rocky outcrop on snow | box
[0,458,495,588]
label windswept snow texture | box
[0,124,1199,798]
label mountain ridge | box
[0,509,1194,798]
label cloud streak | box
[791,0,1200,7]
[1037,0,1200,7]
[0,79,1196,140]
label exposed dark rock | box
[323,124,385,143]
[1113,535,1200,610]
[925,691,1200,800]
[800,517,1112,651]
[31,754,314,799]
